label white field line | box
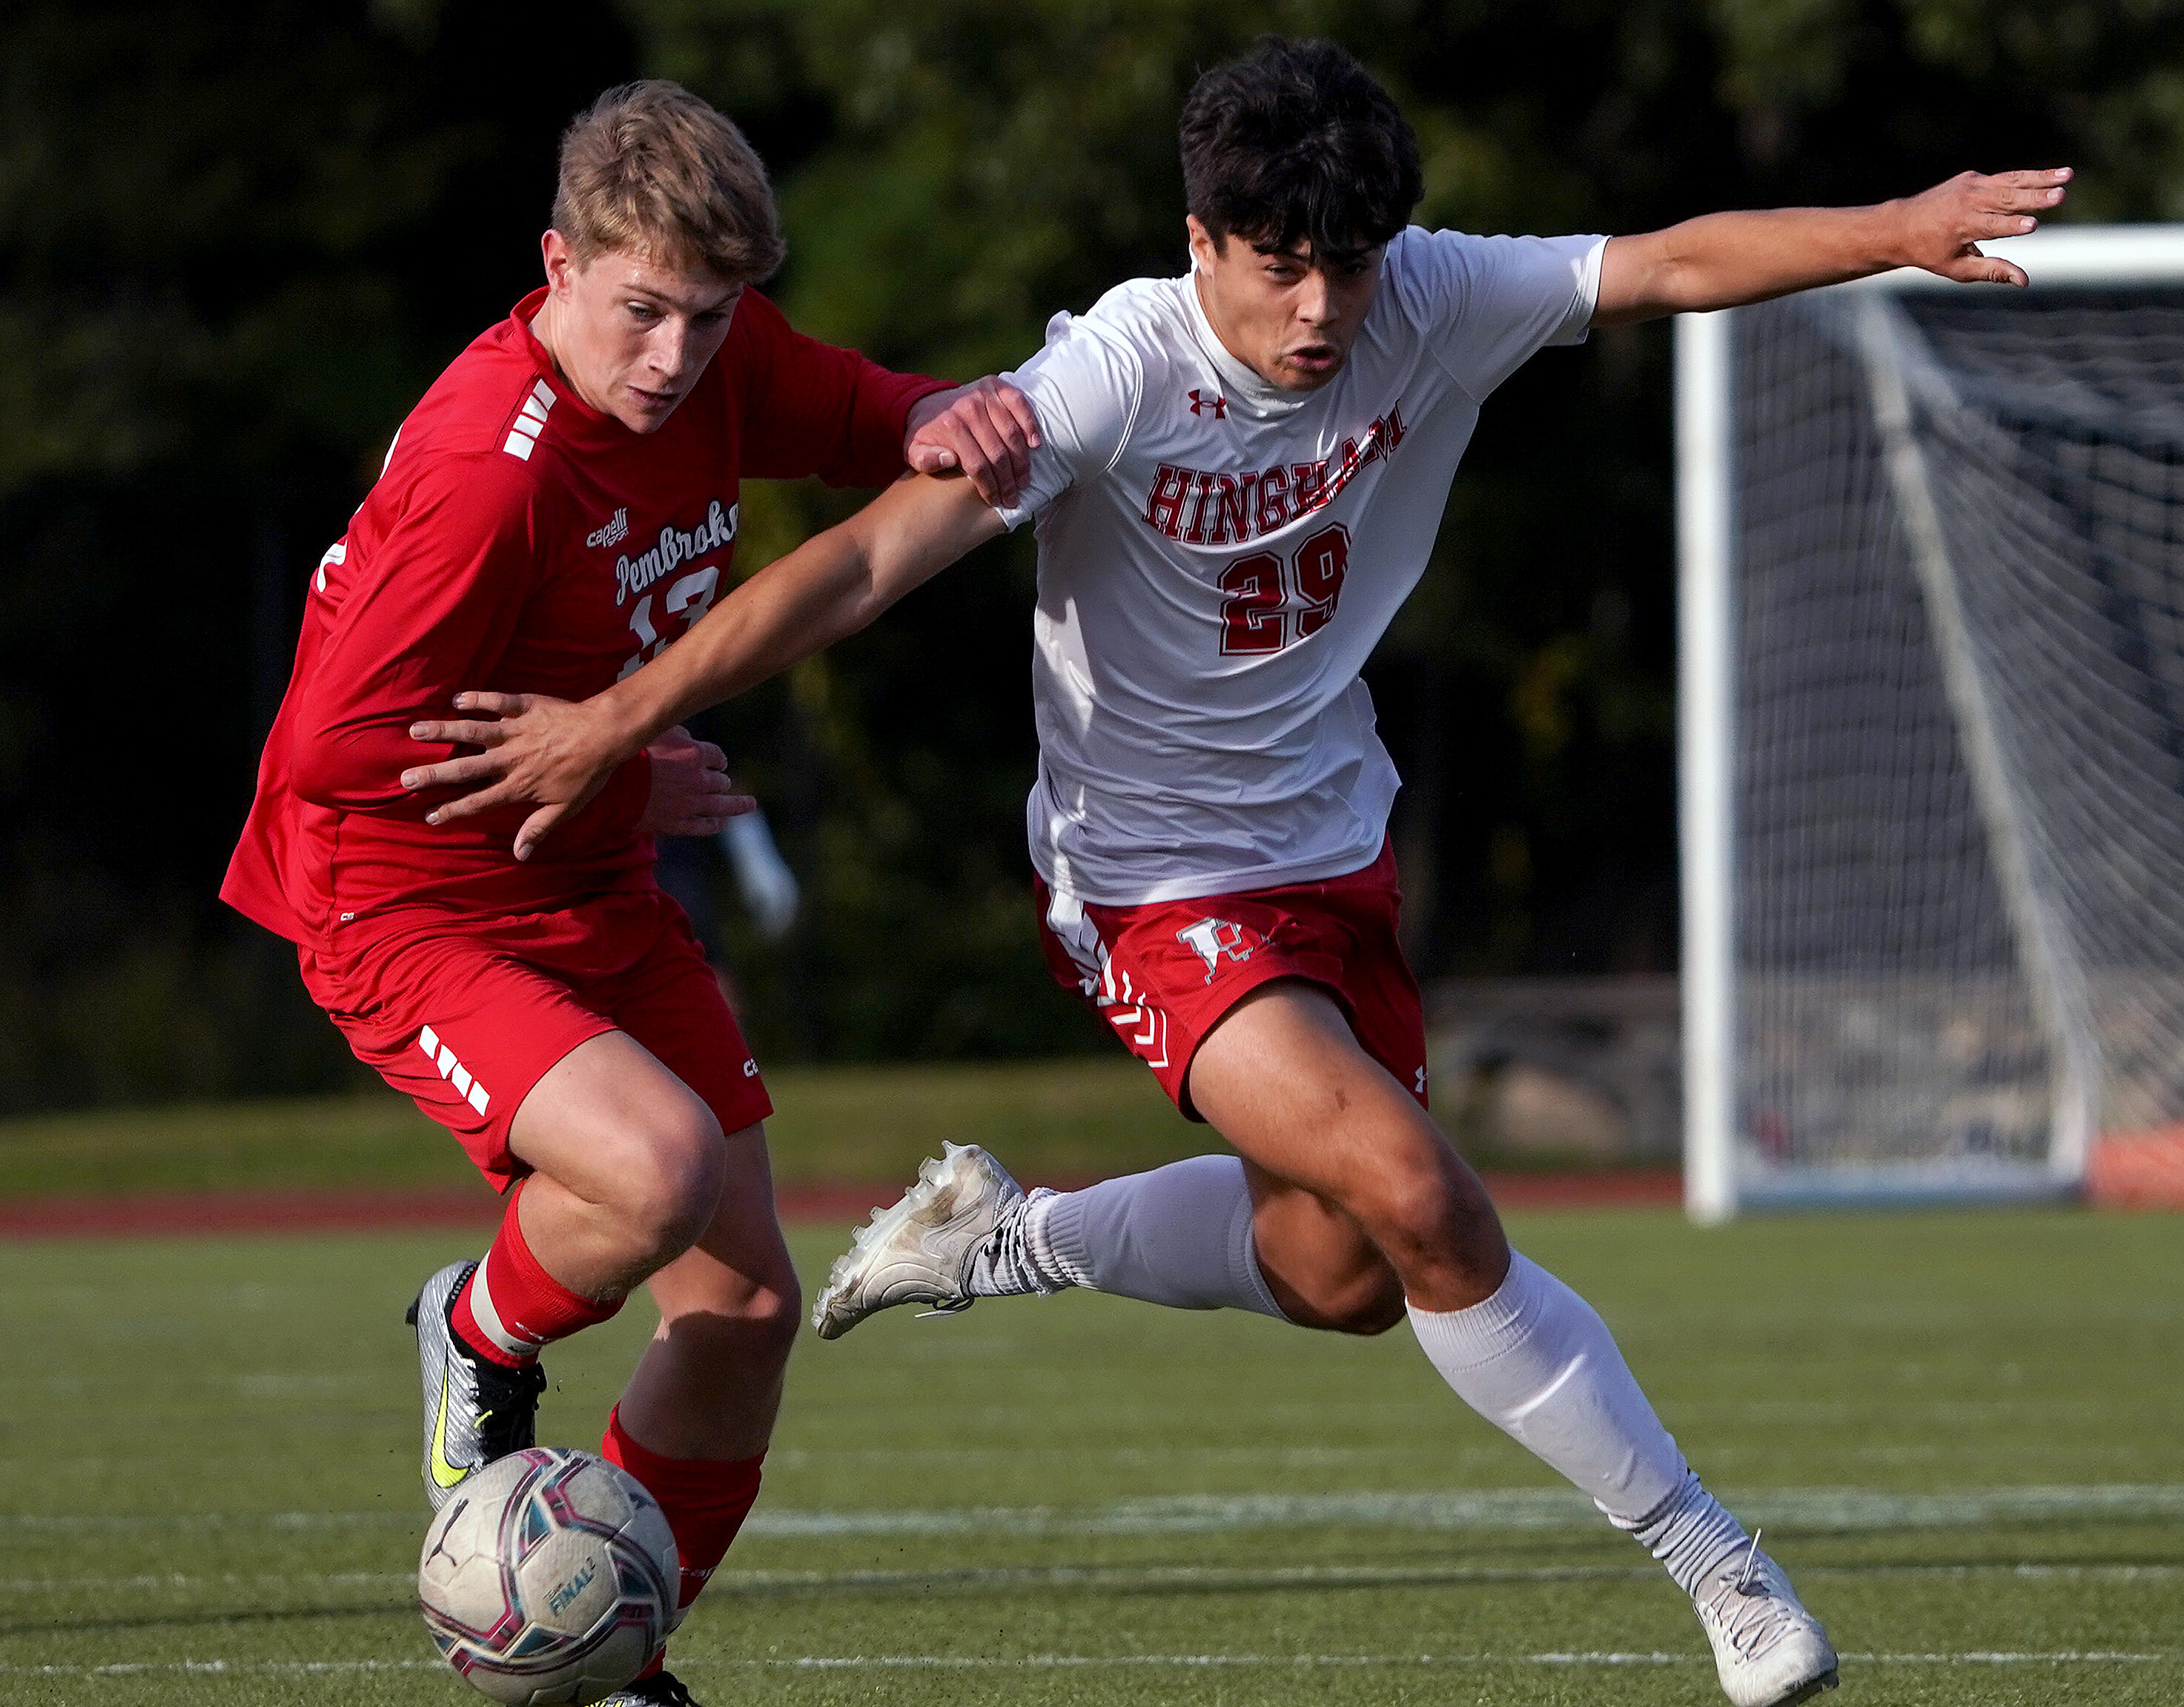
[738,1482,2184,1536]
[3,1651,2169,1679]
[11,1559,2184,1597]
[10,1482,2184,1538]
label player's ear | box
[540,228,572,291]
[1185,216,1220,271]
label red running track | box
[0,1172,1683,1240]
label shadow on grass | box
[0,1599,414,1639]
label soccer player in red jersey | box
[221,81,1035,1706]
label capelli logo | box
[586,507,629,549]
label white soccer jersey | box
[996,225,1606,906]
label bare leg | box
[618,1122,801,1460]
[506,1030,730,1300]
[1187,980,1510,1313]
[1238,1160,1407,1333]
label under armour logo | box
[1188,389,1227,419]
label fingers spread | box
[1939,252,2025,286]
[402,752,511,792]
[423,781,524,825]
[512,801,572,863]
[451,691,527,716]
[408,719,508,748]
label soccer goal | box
[1678,225,2184,1218]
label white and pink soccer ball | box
[418,1447,679,1705]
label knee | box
[615,1111,729,1264]
[733,1270,804,1364]
[666,1269,803,1370]
[1285,1264,1408,1336]
[1348,1152,1507,1284]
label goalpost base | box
[1734,1171,2079,1214]
[2087,1126,2184,1210]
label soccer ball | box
[417,1447,679,1705]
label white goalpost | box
[1678,225,2184,1218]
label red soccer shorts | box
[300,888,772,1192]
[1034,839,1428,1120]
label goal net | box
[1678,227,2184,1215]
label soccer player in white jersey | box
[404,39,2072,1706]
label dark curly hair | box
[1179,39,1423,264]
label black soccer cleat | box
[406,1260,547,1510]
[598,1668,702,1706]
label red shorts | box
[1035,840,1428,1120]
[300,888,772,1192]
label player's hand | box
[403,690,642,860]
[904,376,1041,509]
[1893,168,2072,285]
[636,724,758,838]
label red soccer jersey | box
[223,288,947,948]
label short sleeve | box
[992,311,1145,531]
[1392,228,1606,401]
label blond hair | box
[552,80,785,283]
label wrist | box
[1867,198,1916,272]
[595,681,672,761]
[901,386,947,449]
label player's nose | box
[649,321,693,377]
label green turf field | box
[4,1209,2181,1706]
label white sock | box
[1627,1467,1753,1597]
[973,1155,1287,1318]
[1408,1251,1748,1593]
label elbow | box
[1638,256,1719,319]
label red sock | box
[603,1405,765,1617]
[451,1184,622,1368]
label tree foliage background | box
[3,0,2180,1109]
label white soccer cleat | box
[1693,1535,1839,1707]
[811,1143,1025,1339]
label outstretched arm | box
[402,474,1008,859]
[1592,167,2072,328]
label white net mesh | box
[1728,283,2184,1198]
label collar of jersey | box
[1177,269,1319,423]
[503,288,658,448]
